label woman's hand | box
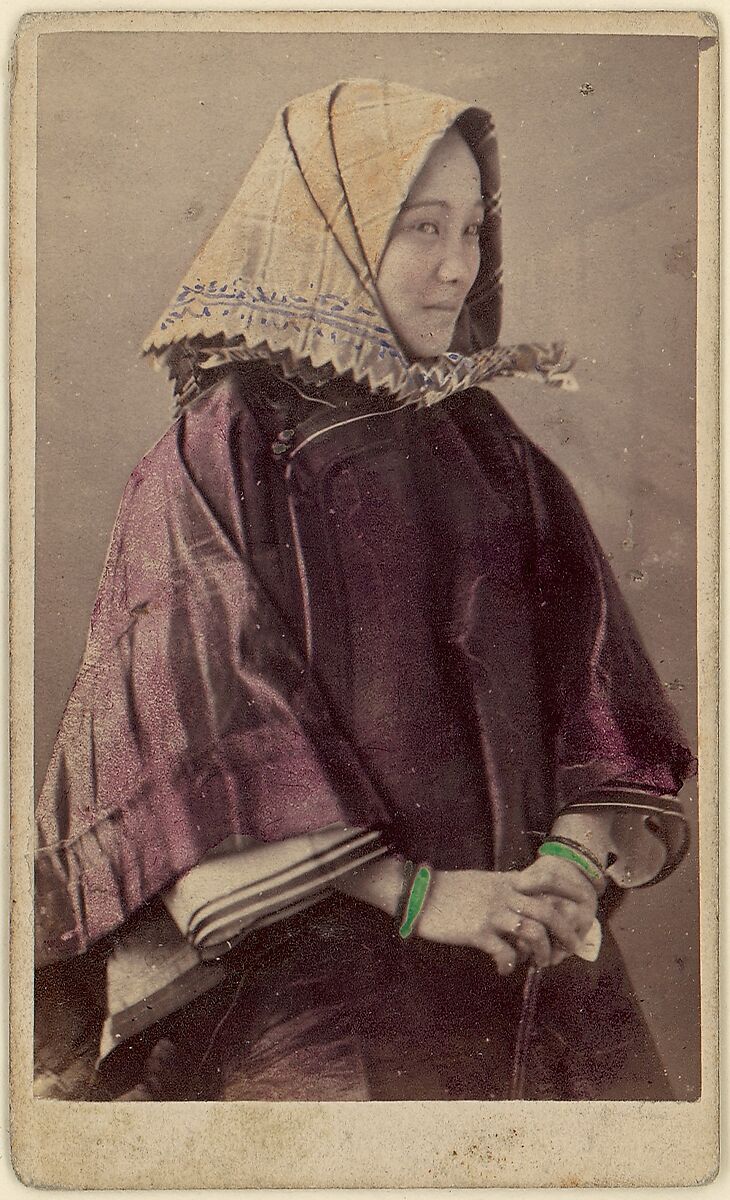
[415,866,594,975]
[510,856,599,967]
[335,854,598,974]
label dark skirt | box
[93,893,674,1103]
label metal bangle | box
[545,834,607,875]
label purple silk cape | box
[35,368,694,966]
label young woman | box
[34,79,694,1102]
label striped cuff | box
[162,824,389,959]
[560,789,689,888]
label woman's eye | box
[465,223,484,237]
[415,221,439,235]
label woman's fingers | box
[496,911,553,968]
[515,857,597,905]
[472,928,520,976]
[548,946,572,967]
[554,896,594,940]
[508,893,583,954]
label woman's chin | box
[402,338,454,364]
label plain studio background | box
[34,32,699,1098]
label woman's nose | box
[435,241,472,285]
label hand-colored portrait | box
[31,28,701,1109]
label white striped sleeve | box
[162,825,390,960]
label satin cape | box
[35,368,694,967]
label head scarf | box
[142,79,576,408]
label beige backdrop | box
[34,31,700,1096]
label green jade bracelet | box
[398,863,432,939]
[537,839,604,887]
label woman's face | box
[377,129,484,361]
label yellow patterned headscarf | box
[143,79,575,407]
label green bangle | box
[546,835,607,876]
[537,840,604,885]
[398,863,432,939]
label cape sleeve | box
[35,380,391,968]
[518,433,696,887]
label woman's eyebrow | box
[402,198,487,213]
